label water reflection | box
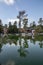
[39,41,43,48]
[0,35,43,65]
[0,44,2,53]
[17,34,29,57]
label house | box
[26,27,35,36]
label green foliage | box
[38,18,43,26]
[35,25,43,33]
[0,25,3,34]
[8,34,19,40]
[35,35,43,41]
[8,22,18,33]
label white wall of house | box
[32,30,35,36]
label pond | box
[0,35,43,65]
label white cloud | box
[8,18,19,23]
[0,0,20,10]
[0,0,15,5]
[4,0,15,5]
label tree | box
[30,21,36,29]
[23,17,28,31]
[8,21,18,33]
[38,18,43,26]
[30,23,33,27]
[4,24,7,28]
[17,11,25,28]
[0,19,3,34]
[14,21,17,27]
[8,22,13,33]
[32,21,36,27]
[17,10,28,33]
[13,21,18,33]
[9,22,13,33]
[35,25,42,33]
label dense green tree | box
[8,21,18,33]
[13,21,18,33]
[8,22,13,33]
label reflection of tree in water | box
[32,39,36,45]
[39,41,43,48]
[30,35,43,46]
[0,35,18,45]
[18,34,29,57]
[0,44,2,53]
[18,46,27,57]
[30,39,36,45]
[24,38,29,48]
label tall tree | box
[17,10,28,33]
[38,18,43,26]
[8,22,13,33]
[23,17,28,31]
[13,21,18,33]
[14,21,17,27]
[17,10,26,28]
[8,21,18,33]
[0,19,3,34]
[32,21,36,27]
[30,21,36,29]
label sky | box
[0,0,43,26]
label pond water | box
[0,36,43,65]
